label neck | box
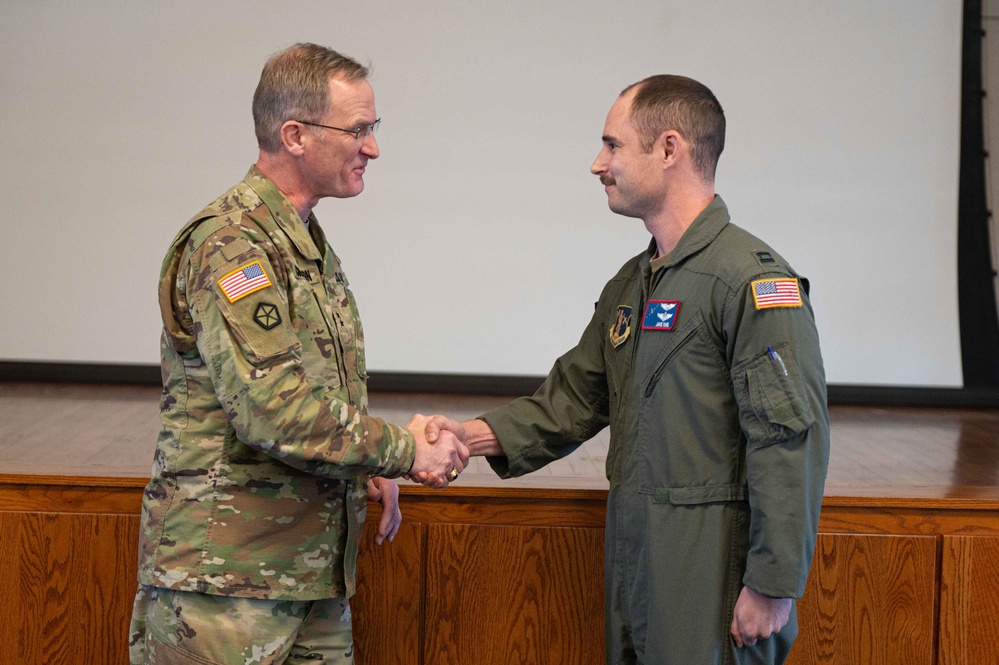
[255,151,317,223]
[644,180,715,256]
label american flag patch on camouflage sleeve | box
[751,278,802,309]
[218,260,273,303]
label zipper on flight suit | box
[644,330,697,398]
[630,257,669,369]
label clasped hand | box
[405,414,469,488]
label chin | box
[608,203,642,219]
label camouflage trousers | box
[128,585,354,664]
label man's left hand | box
[367,476,402,545]
[730,586,792,648]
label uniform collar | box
[642,195,730,270]
[243,165,323,261]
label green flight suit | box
[483,196,829,664]
[136,166,415,602]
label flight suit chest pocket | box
[641,312,708,396]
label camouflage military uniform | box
[130,166,415,660]
[130,586,353,663]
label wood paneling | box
[3,385,999,664]
[0,511,139,665]
[790,533,938,665]
[939,535,999,664]
[398,490,607,528]
[354,518,424,665]
[424,524,605,665]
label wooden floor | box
[1,381,999,503]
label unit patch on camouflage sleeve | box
[752,278,802,309]
[218,260,273,303]
[253,302,282,330]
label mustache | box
[599,176,615,186]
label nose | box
[361,132,379,159]
[590,148,607,175]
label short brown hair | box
[252,43,369,153]
[623,75,725,182]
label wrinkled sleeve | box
[481,300,611,478]
[185,230,415,480]
[727,274,830,599]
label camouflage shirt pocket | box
[209,252,298,364]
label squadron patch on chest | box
[642,300,680,331]
[609,305,633,347]
[218,260,273,303]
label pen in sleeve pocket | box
[767,346,788,376]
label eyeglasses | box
[296,118,380,141]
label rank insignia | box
[642,300,680,331]
[253,302,282,330]
[609,305,633,347]
[754,251,777,266]
[751,278,802,309]
[218,260,272,303]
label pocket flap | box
[652,483,748,505]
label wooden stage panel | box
[423,523,605,665]
[3,382,999,664]
[0,510,140,665]
[939,535,999,665]
[789,533,938,665]
[354,519,424,665]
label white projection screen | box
[0,1,964,387]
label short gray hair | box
[252,43,369,153]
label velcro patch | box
[609,305,633,347]
[752,278,802,309]
[253,302,282,330]
[218,260,273,303]
[642,300,680,330]
[754,251,777,266]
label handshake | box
[404,413,475,488]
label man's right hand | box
[427,417,504,457]
[406,414,469,488]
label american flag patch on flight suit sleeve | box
[751,278,802,309]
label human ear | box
[280,121,307,157]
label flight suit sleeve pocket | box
[732,345,815,448]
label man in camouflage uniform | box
[129,43,468,664]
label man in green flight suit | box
[128,43,468,664]
[423,75,830,664]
